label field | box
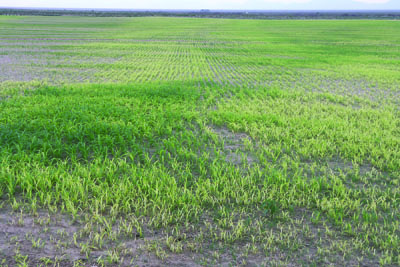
[0,16,400,266]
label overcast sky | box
[1,0,399,10]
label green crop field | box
[0,16,400,266]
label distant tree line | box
[1,9,400,19]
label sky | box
[1,0,399,10]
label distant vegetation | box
[1,8,400,19]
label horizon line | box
[1,7,400,12]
